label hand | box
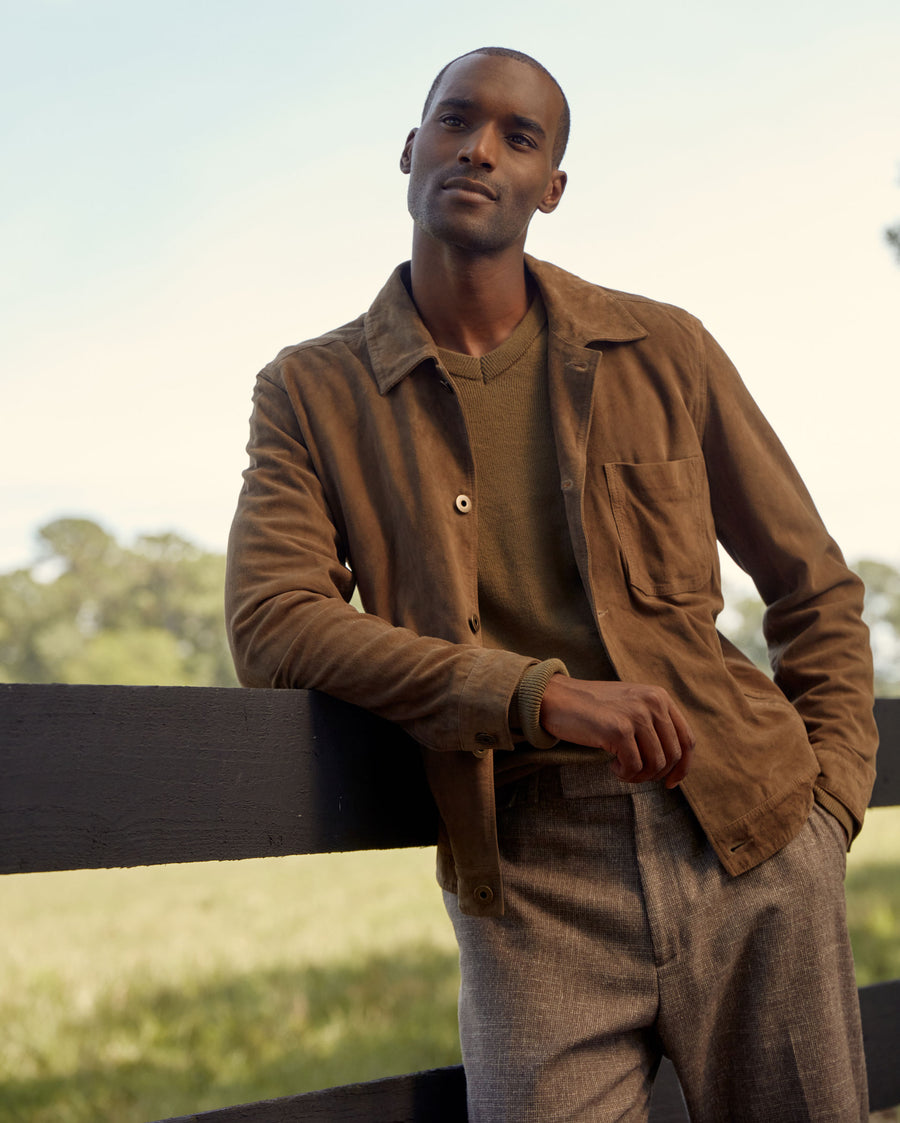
[539,676,695,788]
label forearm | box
[225,375,535,753]
[226,560,533,753]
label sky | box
[2,0,899,583]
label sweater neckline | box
[438,293,547,383]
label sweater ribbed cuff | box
[516,659,569,750]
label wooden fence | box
[2,684,898,1122]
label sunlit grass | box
[1,811,897,1122]
[847,806,900,986]
[1,849,461,1122]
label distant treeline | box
[2,517,898,695]
[0,518,236,686]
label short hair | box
[420,47,570,169]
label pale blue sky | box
[2,0,899,574]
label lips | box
[442,176,497,201]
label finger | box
[627,702,693,785]
[622,725,667,783]
[609,735,644,782]
[645,715,683,781]
[663,703,696,787]
[667,702,696,756]
[665,737,694,787]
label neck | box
[409,230,531,357]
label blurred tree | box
[887,166,900,263]
[0,518,237,686]
[856,558,900,697]
[722,559,900,697]
[720,587,767,672]
[887,223,900,263]
[3,519,898,695]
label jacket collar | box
[365,256,649,395]
[365,264,442,395]
[524,255,649,348]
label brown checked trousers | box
[444,763,867,1123]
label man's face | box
[400,54,567,255]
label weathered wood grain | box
[0,684,437,874]
[2,687,896,875]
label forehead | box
[428,53,562,131]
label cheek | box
[510,185,546,219]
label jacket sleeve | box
[225,370,534,754]
[699,329,877,832]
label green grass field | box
[2,809,898,1123]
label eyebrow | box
[434,97,547,140]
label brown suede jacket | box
[225,255,878,917]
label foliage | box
[721,557,900,697]
[887,167,900,265]
[720,585,768,672]
[887,224,900,263]
[4,516,900,696]
[0,518,236,687]
[857,559,900,696]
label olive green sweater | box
[438,295,616,766]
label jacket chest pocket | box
[604,457,712,596]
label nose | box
[457,126,497,170]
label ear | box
[399,128,417,175]
[537,169,567,214]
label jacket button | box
[475,732,498,746]
[561,478,573,491]
[455,494,472,513]
[468,614,480,633]
[473,885,494,904]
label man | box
[226,47,877,1122]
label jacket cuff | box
[813,785,855,844]
[516,659,569,749]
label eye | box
[440,114,466,128]
[509,133,537,149]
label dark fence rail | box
[2,685,898,1121]
[0,684,437,874]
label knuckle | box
[609,715,630,742]
[642,687,669,717]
